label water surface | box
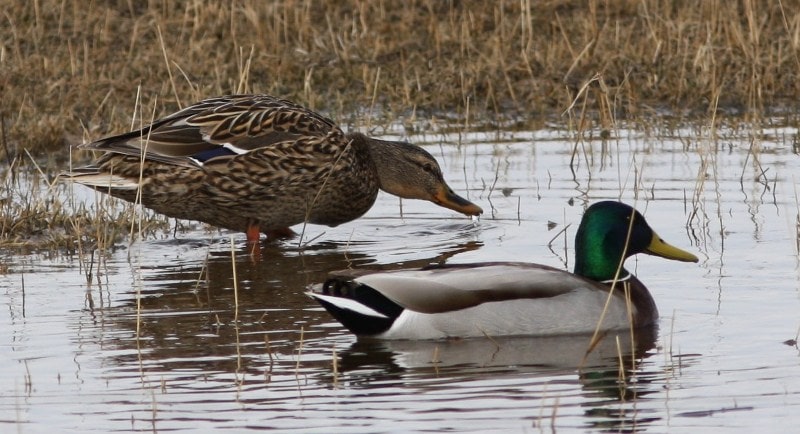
[2,124,800,433]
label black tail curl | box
[317,276,404,337]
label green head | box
[573,201,698,281]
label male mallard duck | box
[308,201,699,339]
[65,94,482,242]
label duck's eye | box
[423,163,435,173]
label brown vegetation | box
[3,0,800,158]
[2,0,799,250]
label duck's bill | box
[432,186,483,216]
[645,232,699,262]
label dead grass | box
[2,0,800,250]
[0,168,171,253]
[0,148,171,252]
[4,0,800,158]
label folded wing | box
[78,95,341,167]
[350,262,601,314]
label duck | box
[64,94,483,242]
[308,201,699,339]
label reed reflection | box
[329,327,662,433]
[81,240,483,377]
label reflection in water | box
[84,238,483,376]
[333,327,661,432]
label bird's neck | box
[357,134,393,167]
[349,133,406,195]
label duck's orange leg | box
[246,223,261,243]
[245,223,262,258]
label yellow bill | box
[645,232,699,263]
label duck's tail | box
[307,278,404,337]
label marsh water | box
[3,122,800,433]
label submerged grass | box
[2,0,800,251]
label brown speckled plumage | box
[65,95,482,240]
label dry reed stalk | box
[264,333,274,383]
[331,346,338,388]
[234,320,243,392]
[615,335,626,391]
[294,326,305,381]
[230,235,239,322]
[431,345,440,377]
[149,388,159,432]
[550,396,560,431]
[794,180,800,256]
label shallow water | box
[2,124,800,433]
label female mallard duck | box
[308,201,699,339]
[65,94,482,242]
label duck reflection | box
[85,239,482,374]
[327,326,661,433]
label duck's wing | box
[330,262,603,314]
[78,94,341,167]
